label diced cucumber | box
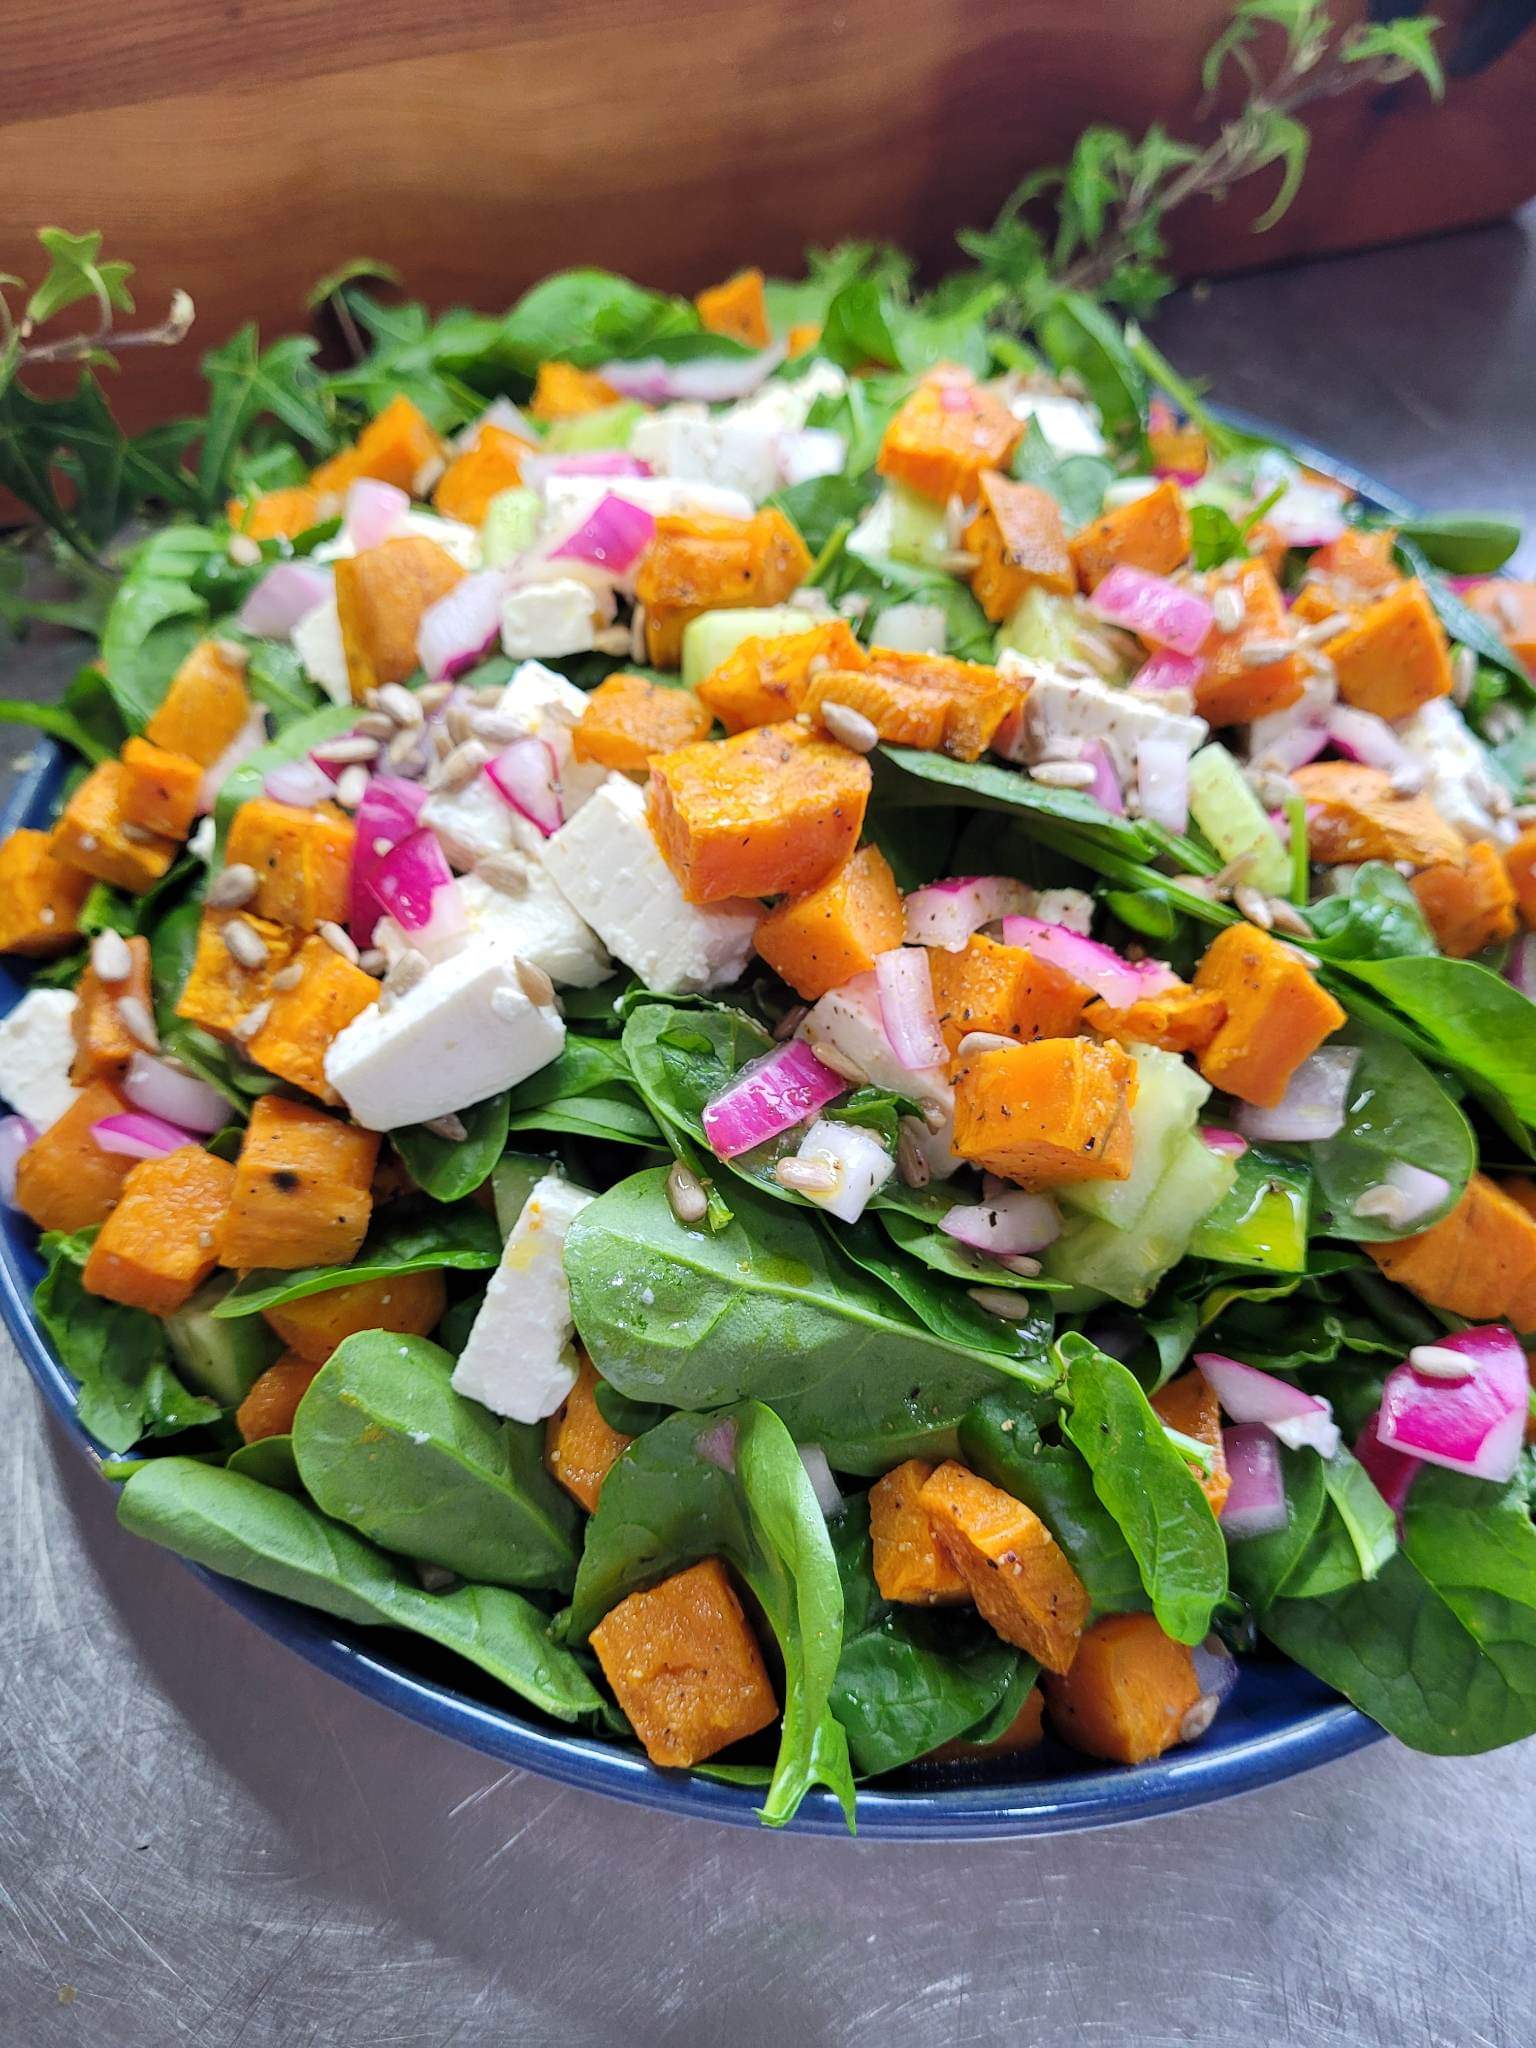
[1188,1145,1311,1271]
[680,606,819,688]
[481,487,541,567]
[1045,1130,1237,1307]
[492,1151,554,1239]
[1187,742,1290,895]
[996,586,1079,668]
[543,402,645,454]
[886,481,953,570]
[1061,1044,1210,1230]
[165,1279,280,1407]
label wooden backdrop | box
[1,0,1534,429]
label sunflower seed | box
[1407,1342,1477,1382]
[477,852,531,895]
[90,929,133,984]
[115,995,159,1050]
[422,1112,468,1142]
[774,1155,840,1196]
[211,637,250,669]
[359,949,388,976]
[967,1287,1038,1322]
[1211,585,1246,635]
[1387,761,1425,797]
[472,684,506,709]
[1179,1695,1221,1744]
[335,764,371,809]
[469,709,531,747]
[436,740,491,792]
[997,1253,1042,1277]
[312,734,381,766]
[377,683,424,729]
[228,533,261,567]
[1267,897,1312,936]
[1352,1182,1411,1223]
[818,701,879,754]
[223,918,269,969]
[771,1003,809,1041]
[920,1099,949,1133]
[271,960,306,991]
[807,1039,867,1085]
[1029,759,1096,789]
[234,1000,272,1042]
[120,821,160,845]
[957,1030,1016,1059]
[1239,636,1298,667]
[665,1160,709,1225]
[897,1118,931,1189]
[385,726,425,771]
[514,957,556,1006]
[1233,884,1274,930]
[318,920,360,964]
[593,627,634,657]
[353,712,396,741]
[416,682,454,714]
[1452,645,1476,706]
[383,948,429,998]
[1296,612,1351,646]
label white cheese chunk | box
[492,660,608,815]
[451,1173,593,1422]
[0,989,80,1131]
[291,597,351,707]
[1004,659,1207,783]
[1006,392,1108,456]
[1396,697,1516,846]
[323,943,565,1130]
[542,776,759,995]
[500,580,603,662]
[376,870,609,987]
[421,771,531,871]
[798,974,959,1178]
[313,508,481,569]
[541,474,754,535]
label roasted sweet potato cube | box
[572,673,714,772]
[1466,578,1536,672]
[695,267,771,349]
[1412,840,1517,958]
[245,934,380,1102]
[13,1080,136,1233]
[929,934,1087,1056]
[1290,761,1464,871]
[952,1036,1137,1189]
[964,472,1074,620]
[929,1688,1046,1763]
[225,798,355,930]
[588,1557,779,1767]
[1329,579,1453,721]
[310,394,444,500]
[1069,479,1191,592]
[1043,1614,1202,1764]
[119,737,203,841]
[236,1355,323,1443]
[334,536,465,700]
[918,1461,1090,1672]
[262,1267,446,1362]
[1147,408,1208,478]
[647,721,869,902]
[876,371,1020,505]
[754,844,905,1001]
[175,908,299,1039]
[869,1459,968,1605]
[696,620,868,733]
[218,1094,379,1271]
[1084,983,1227,1058]
[544,1357,634,1513]
[82,1145,236,1315]
[787,323,820,358]
[637,510,811,669]
[1508,825,1536,926]
[432,424,533,525]
[1368,1173,1536,1332]
[530,361,623,422]
[1304,527,1400,608]
[863,649,1021,761]
[1150,1370,1231,1515]
[227,485,326,541]
[799,664,949,750]
[144,639,252,767]
[1192,924,1346,1109]
[1194,560,1306,727]
[71,934,153,1084]
[50,763,177,894]
[0,828,91,957]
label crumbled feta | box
[1396,697,1516,845]
[500,580,603,661]
[313,508,482,569]
[798,975,958,1178]
[376,870,609,987]
[493,660,608,814]
[626,372,850,506]
[451,1173,593,1422]
[847,491,897,565]
[541,475,753,536]
[1033,888,1095,935]
[422,771,531,871]
[543,776,759,995]
[0,989,80,1130]
[1003,659,1207,782]
[291,597,350,706]
[1006,392,1107,456]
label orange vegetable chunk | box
[695,267,771,349]
[918,1460,1090,1672]
[572,673,713,772]
[963,472,1075,620]
[1044,1613,1201,1764]
[236,1356,323,1443]
[952,1036,1137,1189]
[1191,924,1346,1109]
[855,649,1020,761]
[1507,824,1536,926]
[218,1094,379,1271]
[334,536,466,700]
[1412,840,1517,958]
[175,907,299,1039]
[119,737,203,841]
[1466,579,1536,672]
[1290,761,1464,870]
[876,370,1020,505]
[1367,1173,1536,1332]
[637,510,811,669]
[647,721,870,902]
[263,1268,447,1362]
[1150,1370,1231,1515]
[930,1688,1046,1763]
[245,933,380,1102]
[529,362,622,421]
[754,844,904,1001]
[50,762,177,893]
[227,485,325,541]
[696,620,867,734]
[1084,982,1227,1057]
[1303,527,1400,609]
[310,394,444,500]
[799,665,949,750]
[1329,579,1454,721]
[1069,479,1191,592]
[225,797,355,930]
[71,934,153,1084]
[928,933,1087,1056]
[14,1080,135,1233]
[144,639,252,767]
[432,424,533,525]
[1148,412,1208,477]
[82,1145,236,1315]
[588,1557,779,1768]
[0,828,91,957]
[544,1357,634,1513]
[869,1458,968,1605]
[1194,559,1306,727]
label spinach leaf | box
[213,1203,500,1317]
[876,1189,1065,1293]
[0,695,114,764]
[826,551,994,663]
[828,1495,1029,1775]
[1188,502,1247,571]
[1335,955,1536,1131]
[1305,862,1437,962]
[834,1212,1054,1364]
[242,639,325,724]
[118,1458,607,1724]
[1186,1146,1311,1272]
[225,1434,301,1492]
[1009,420,1112,529]
[819,278,999,378]
[99,527,220,729]
[291,1334,580,1592]
[563,1403,855,1828]
[769,474,878,559]
[1396,537,1531,691]
[564,1169,1045,1473]
[391,1092,511,1201]
[214,701,358,852]
[1230,1442,1398,1609]
[1311,1025,1474,1242]
[1035,292,1146,444]
[488,270,699,379]
[804,372,910,477]
[1382,511,1522,577]
[503,1033,663,1150]
[1058,1334,1227,1643]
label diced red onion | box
[1506,932,1536,1002]
[1233,1046,1360,1144]
[1251,722,1328,774]
[265,759,335,808]
[1081,740,1124,815]
[1376,1325,1527,1484]
[122,1053,227,1134]
[1190,1633,1240,1705]
[417,569,507,683]
[794,1116,894,1224]
[940,1189,1061,1257]
[371,829,465,953]
[1324,706,1416,774]
[701,1041,846,1159]
[348,775,428,943]
[779,428,847,487]
[1354,1410,1422,1520]
[600,345,787,405]
[1380,1159,1452,1227]
[1197,1352,1341,1458]
[92,1111,197,1161]
[695,1418,738,1472]
[550,491,655,578]
[872,602,947,654]
[519,449,652,490]
[197,706,268,814]
[485,737,563,837]
[903,876,1034,950]
[873,947,947,1069]
[1199,1126,1248,1158]
[1129,648,1204,696]
[237,561,332,638]
[1135,732,1188,832]
[798,1443,844,1518]
[344,478,410,552]
[1001,915,1180,1008]
[1219,1424,1290,1538]
[0,1115,38,1207]
[1089,566,1213,657]
[454,397,536,451]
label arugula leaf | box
[212,1204,501,1317]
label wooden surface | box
[1,0,1534,431]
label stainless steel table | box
[3,213,1535,2048]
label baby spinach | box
[213,1203,500,1317]
[828,551,995,663]
[1305,862,1437,963]
[1036,291,1146,444]
[564,1403,855,1829]
[391,1092,511,1201]
[828,1495,1031,1775]
[1228,1443,1397,1610]
[874,1184,1068,1294]
[99,526,222,729]
[1187,1146,1311,1272]
[1310,1026,1474,1242]
[769,474,878,559]
[834,1213,1054,1364]
[565,1169,1047,1473]
[1334,955,1536,1133]
[487,269,699,379]
[241,639,326,724]
[226,1434,301,1492]
[118,1458,607,1725]
[1395,537,1531,691]
[1010,420,1112,529]
[1058,1334,1228,1644]
[1380,510,1521,577]
[291,1333,580,1592]
[503,1035,662,1150]
[0,694,113,764]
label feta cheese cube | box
[421,770,533,872]
[451,1173,593,1422]
[542,776,759,995]
[1397,697,1515,846]
[541,475,754,536]
[291,597,350,707]
[1007,392,1107,456]
[323,943,565,1130]
[500,580,604,662]
[376,870,609,987]
[493,660,608,815]
[313,508,482,569]
[0,989,80,1130]
[1004,660,1207,783]
[798,974,958,1178]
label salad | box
[2,254,1536,1834]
